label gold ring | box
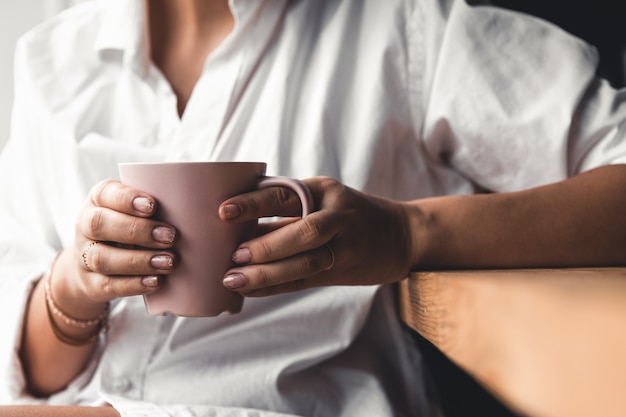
[324,243,335,270]
[82,241,99,271]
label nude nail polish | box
[223,273,246,289]
[151,255,174,269]
[232,248,251,264]
[152,226,176,244]
[133,197,155,214]
[220,204,241,219]
[142,275,159,287]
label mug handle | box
[257,176,314,217]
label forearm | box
[20,250,104,397]
[409,164,626,269]
[0,406,120,417]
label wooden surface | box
[399,268,626,417]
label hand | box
[52,180,177,317]
[219,177,414,296]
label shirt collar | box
[94,0,148,73]
[93,0,280,75]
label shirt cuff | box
[0,272,43,403]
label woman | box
[1,0,625,416]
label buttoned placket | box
[92,0,297,404]
[157,0,290,163]
[99,301,177,400]
[159,46,246,162]
[146,65,182,151]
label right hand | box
[51,179,177,318]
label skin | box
[16,0,626,414]
[0,406,120,417]
[148,0,234,116]
[220,165,626,297]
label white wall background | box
[0,0,80,152]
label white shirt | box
[1,0,625,416]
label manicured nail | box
[223,273,246,289]
[142,275,159,287]
[232,248,251,264]
[151,255,174,269]
[133,197,155,214]
[220,204,241,220]
[152,226,176,244]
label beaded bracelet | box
[44,252,110,346]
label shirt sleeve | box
[0,275,41,403]
[0,36,63,404]
[412,0,626,193]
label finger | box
[238,276,343,297]
[79,207,176,248]
[232,211,336,265]
[255,217,299,236]
[224,244,334,291]
[89,179,156,217]
[219,186,305,222]
[84,274,163,302]
[240,279,313,297]
[235,266,342,297]
[81,242,175,276]
[220,176,343,223]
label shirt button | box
[112,377,132,393]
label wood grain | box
[400,268,626,417]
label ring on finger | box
[82,241,100,271]
[324,243,335,271]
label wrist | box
[44,251,109,345]
[50,248,109,319]
[402,198,439,271]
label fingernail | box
[142,275,159,287]
[151,255,174,269]
[223,273,246,289]
[232,248,251,264]
[220,204,241,220]
[152,226,176,244]
[133,197,155,214]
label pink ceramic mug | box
[119,162,313,317]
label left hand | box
[218,176,415,296]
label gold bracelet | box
[44,252,110,346]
